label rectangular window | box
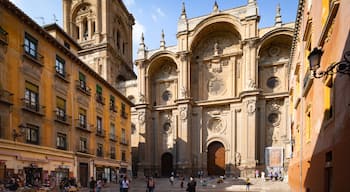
[110,146,116,159]
[79,108,87,128]
[57,133,67,150]
[79,137,87,153]
[79,72,86,89]
[97,143,103,157]
[55,55,66,77]
[26,124,39,145]
[24,81,39,111]
[24,32,38,58]
[64,41,70,49]
[306,111,311,142]
[110,123,115,140]
[97,116,102,133]
[121,128,126,144]
[110,95,116,111]
[121,102,127,118]
[121,151,126,161]
[56,97,66,121]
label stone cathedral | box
[125,0,295,177]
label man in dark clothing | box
[186,177,196,192]
[89,177,96,192]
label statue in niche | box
[235,152,241,166]
[214,42,219,56]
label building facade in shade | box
[124,0,295,177]
[0,0,133,188]
[62,0,136,87]
[288,0,350,191]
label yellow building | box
[288,0,350,191]
[0,0,133,188]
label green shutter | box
[96,84,102,94]
[79,72,85,81]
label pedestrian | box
[121,175,129,192]
[245,177,251,191]
[255,170,259,178]
[89,177,96,192]
[169,175,174,185]
[186,177,196,192]
[180,176,184,188]
[261,171,265,182]
[119,175,123,192]
[96,178,102,192]
[147,177,155,192]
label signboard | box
[265,147,284,167]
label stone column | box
[258,100,266,164]
[177,103,191,174]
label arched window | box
[83,18,88,40]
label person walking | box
[121,175,130,192]
[89,177,96,192]
[186,177,196,192]
[96,178,102,192]
[147,177,155,192]
[261,171,265,182]
[245,178,251,191]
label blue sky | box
[9,0,298,59]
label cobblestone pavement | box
[80,177,291,192]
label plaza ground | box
[80,177,291,192]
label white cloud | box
[156,8,165,17]
[123,0,135,7]
[133,20,146,45]
[151,14,158,22]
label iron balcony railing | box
[75,80,91,96]
[75,119,92,132]
[21,98,45,115]
[95,94,105,105]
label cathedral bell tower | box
[62,0,136,87]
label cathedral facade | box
[127,0,295,177]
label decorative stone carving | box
[248,79,257,89]
[268,46,280,57]
[138,111,145,124]
[180,86,188,98]
[208,77,225,95]
[179,106,187,120]
[139,93,145,103]
[269,101,281,111]
[267,112,280,126]
[247,100,256,115]
[207,117,226,133]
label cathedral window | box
[83,18,88,40]
[267,76,280,89]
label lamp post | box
[308,48,350,78]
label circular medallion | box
[269,46,280,57]
[208,78,225,95]
[267,77,280,89]
[208,117,226,133]
[162,90,172,101]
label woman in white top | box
[121,176,129,192]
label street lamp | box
[12,124,26,141]
[308,48,350,78]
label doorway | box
[161,153,173,177]
[207,141,225,176]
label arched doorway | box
[161,153,173,177]
[207,141,225,175]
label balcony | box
[121,111,128,119]
[54,111,72,125]
[55,67,70,83]
[0,89,13,105]
[76,145,90,154]
[0,26,8,45]
[23,44,44,67]
[21,98,45,116]
[109,133,117,142]
[75,80,91,96]
[96,129,106,137]
[120,139,129,146]
[75,119,92,133]
[109,105,117,113]
[95,94,105,105]
[96,150,103,157]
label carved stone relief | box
[247,100,256,115]
[179,106,187,120]
[207,117,226,133]
[208,77,225,95]
[138,111,145,125]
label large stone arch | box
[189,14,243,50]
[257,28,294,54]
[189,18,242,101]
[146,54,179,106]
